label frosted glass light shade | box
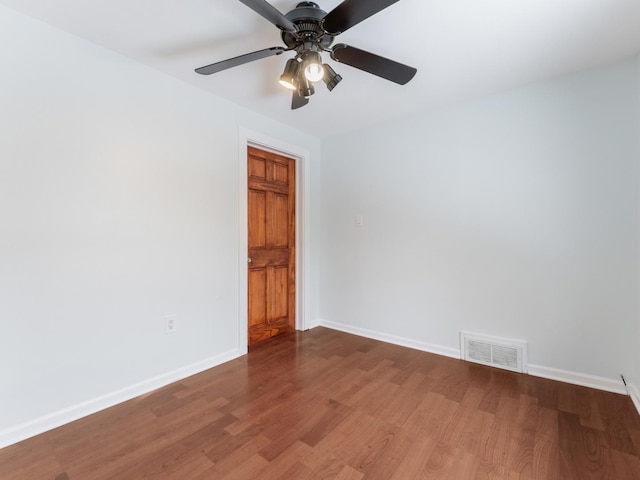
[304,63,324,82]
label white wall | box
[0,5,321,444]
[320,58,639,384]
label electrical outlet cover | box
[165,315,177,334]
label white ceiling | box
[2,0,640,138]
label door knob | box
[247,257,252,263]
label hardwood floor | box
[2,327,640,479]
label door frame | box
[237,127,311,355]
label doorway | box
[246,146,296,346]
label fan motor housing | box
[281,2,334,49]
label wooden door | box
[247,146,296,346]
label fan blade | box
[291,90,309,110]
[238,0,297,32]
[195,47,285,75]
[323,0,400,35]
[330,44,416,85]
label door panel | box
[248,190,266,249]
[247,146,296,346]
[274,162,289,183]
[248,156,266,178]
[248,269,267,327]
[270,266,288,320]
[269,194,289,248]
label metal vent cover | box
[461,332,527,373]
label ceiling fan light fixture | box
[322,64,342,91]
[195,0,418,111]
[278,58,300,90]
[302,51,324,82]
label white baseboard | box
[528,364,627,395]
[319,319,460,359]
[4,328,636,450]
[303,318,321,330]
[0,349,241,450]
[630,383,640,416]
[319,320,631,400]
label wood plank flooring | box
[2,327,640,479]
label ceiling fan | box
[195,0,417,110]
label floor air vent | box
[460,332,527,373]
